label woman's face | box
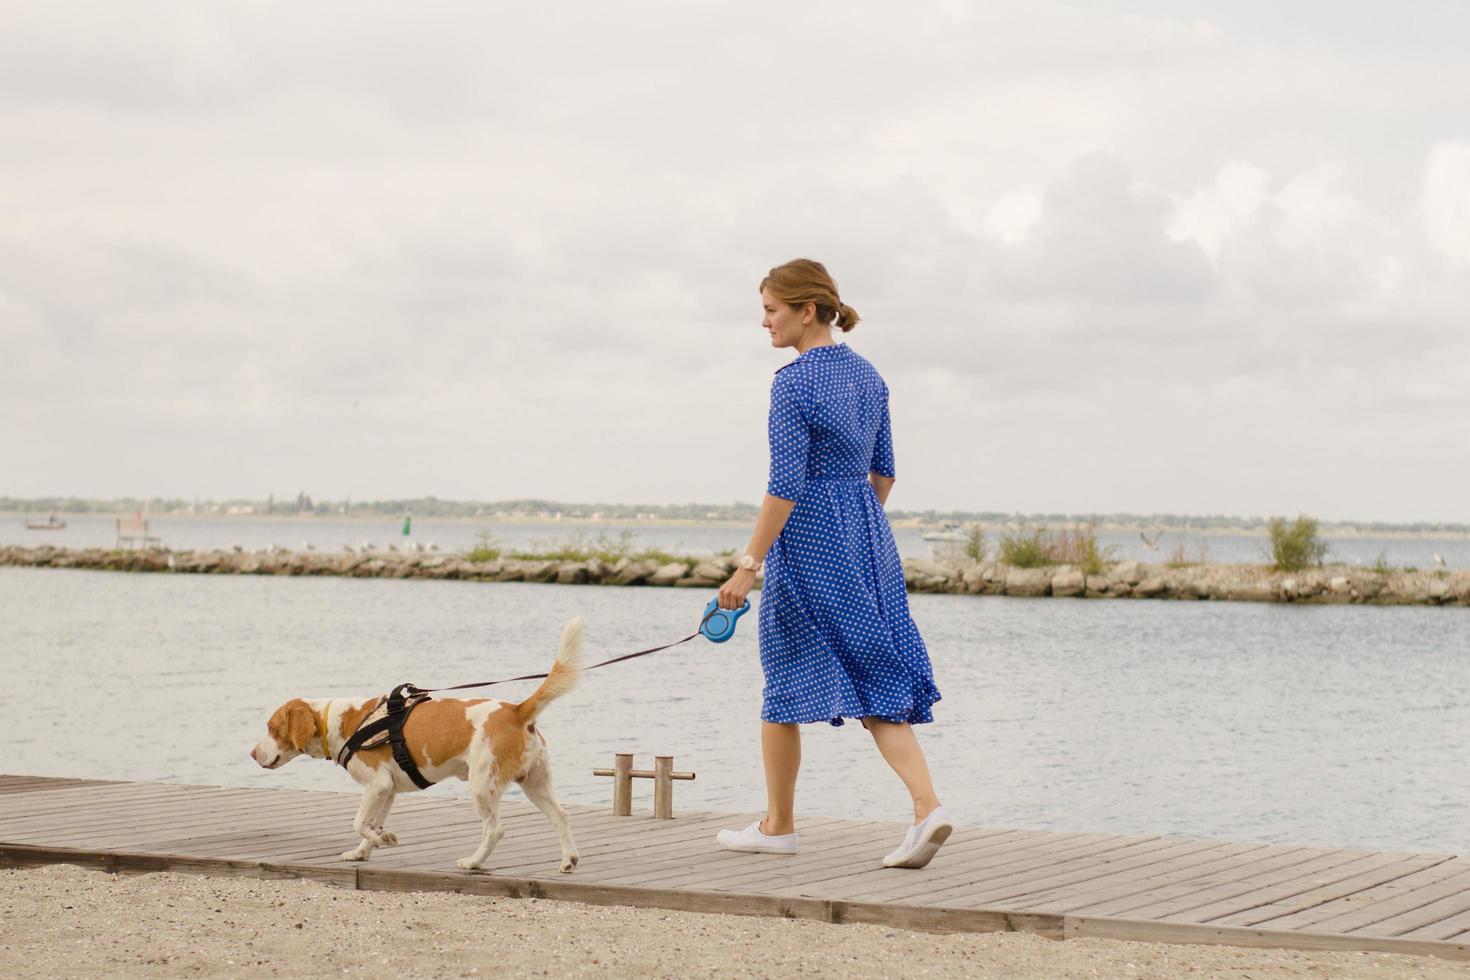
[761,289,810,349]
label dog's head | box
[251,698,317,769]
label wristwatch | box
[739,553,762,572]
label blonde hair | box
[760,258,861,333]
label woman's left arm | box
[717,493,796,609]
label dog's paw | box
[455,857,483,872]
[340,849,369,862]
[377,831,399,847]
[560,853,579,873]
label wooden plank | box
[579,817,854,887]
[1114,845,1381,921]
[918,837,1236,910]
[0,841,356,888]
[1065,914,1470,962]
[1260,859,1470,934]
[1157,851,1421,923]
[1,791,344,846]
[1008,842,1277,914]
[0,775,122,795]
[353,866,1065,939]
[1383,890,1470,941]
[1023,843,1288,915]
[844,832,1155,903]
[1202,855,1451,928]
[724,829,1092,900]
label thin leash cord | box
[411,606,722,695]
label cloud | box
[1,1,1467,521]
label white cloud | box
[0,1,1467,521]
[1421,140,1470,268]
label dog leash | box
[404,599,749,696]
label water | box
[4,567,1466,854]
[5,513,1469,568]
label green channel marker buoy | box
[402,513,412,536]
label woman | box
[715,258,951,869]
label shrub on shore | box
[1166,539,1212,569]
[999,524,1113,574]
[963,524,987,562]
[1268,516,1328,571]
[466,531,501,562]
[999,527,1052,567]
[507,529,681,566]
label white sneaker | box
[882,806,953,869]
[716,820,800,855]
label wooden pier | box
[1,775,1466,962]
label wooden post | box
[593,754,695,815]
[653,756,674,819]
[612,752,633,817]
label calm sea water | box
[5,513,1469,568]
[2,567,1465,854]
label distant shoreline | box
[3,509,1468,540]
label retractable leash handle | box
[700,597,750,643]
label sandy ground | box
[0,866,1462,979]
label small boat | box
[921,522,967,542]
[24,514,66,531]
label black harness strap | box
[336,683,435,789]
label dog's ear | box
[283,699,316,752]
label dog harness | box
[335,683,437,789]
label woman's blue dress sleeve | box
[766,371,809,501]
[870,386,896,478]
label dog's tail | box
[515,617,584,723]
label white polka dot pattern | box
[759,344,941,728]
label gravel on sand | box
[0,865,1461,979]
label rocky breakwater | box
[0,546,742,591]
[902,558,1470,606]
[3,546,1468,607]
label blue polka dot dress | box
[758,343,941,727]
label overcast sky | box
[2,1,1467,522]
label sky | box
[2,1,1467,523]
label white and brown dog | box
[250,618,583,873]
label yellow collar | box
[318,700,333,758]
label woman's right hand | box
[718,568,756,610]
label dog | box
[250,618,583,872]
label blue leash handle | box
[700,596,750,643]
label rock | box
[610,558,659,586]
[1004,568,1050,597]
[1085,574,1110,597]
[1051,568,1085,597]
[1427,577,1450,601]
[524,560,559,584]
[648,562,689,587]
[556,562,589,585]
[1219,578,1278,602]
[1134,576,1166,597]
[689,561,729,584]
[1329,576,1350,594]
[1108,561,1143,586]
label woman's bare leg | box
[864,719,941,823]
[761,721,801,835]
